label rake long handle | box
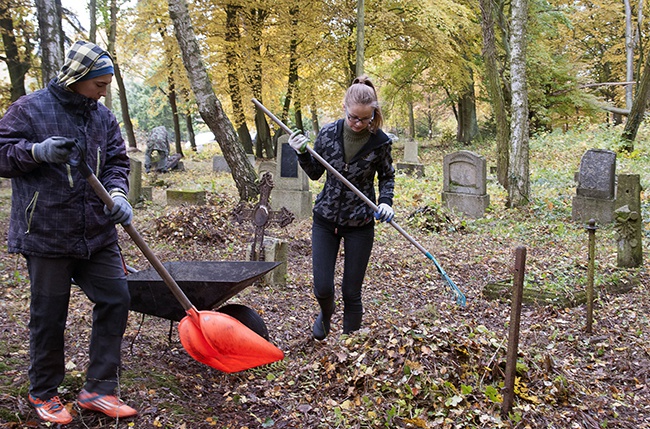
[253,98,466,306]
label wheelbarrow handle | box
[74,153,195,312]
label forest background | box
[2,0,650,428]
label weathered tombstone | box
[270,135,313,219]
[232,172,295,285]
[614,174,642,268]
[128,157,143,205]
[212,154,255,173]
[571,149,616,223]
[441,150,490,218]
[166,189,206,206]
[396,140,425,178]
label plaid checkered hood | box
[56,40,113,88]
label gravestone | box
[270,135,313,219]
[166,189,206,206]
[441,150,489,218]
[571,149,616,223]
[213,154,256,173]
[396,140,425,178]
[614,174,642,268]
[128,157,143,206]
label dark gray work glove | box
[32,136,74,164]
[104,191,133,226]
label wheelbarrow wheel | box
[217,304,269,340]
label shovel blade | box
[178,309,284,373]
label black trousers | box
[311,216,374,316]
[25,243,130,400]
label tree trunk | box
[480,0,510,189]
[167,0,258,201]
[456,74,479,144]
[113,62,137,150]
[247,8,273,159]
[104,0,117,110]
[0,3,29,101]
[407,101,415,139]
[624,0,634,110]
[310,104,320,134]
[225,4,253,154]
[185,110,195,150]
[89,0,97,42]
[507,0,530,208]
[356,0,364,77]
[621,50,650,150]
[36,0,63,85]
[168,79,183,154]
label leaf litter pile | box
[1,158,650,429]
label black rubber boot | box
[343,312,363,334]
[312,297,336,340]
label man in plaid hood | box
[0,40,137,424]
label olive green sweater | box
[343,122,370,163]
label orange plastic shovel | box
[73,151,284,372]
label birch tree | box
[167,0,258,201]
[35,0,63,84]
[507,0,529,207]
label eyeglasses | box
[346,109,375,125]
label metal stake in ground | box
[502,246,526,417]
[232,172,295,261]
[586,219,597,333]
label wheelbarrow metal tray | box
[127,261,281,321]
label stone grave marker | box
[213,154,256,173]
[396,139,425,177]
[128,157,143,206]
[270,135,313,219]
[571,149,616,223]
[441,150,490,218]
[166,189,206,206]
[614,174,642,268]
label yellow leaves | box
[514,377,540,404]
[403,417,429,428]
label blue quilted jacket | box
[0,78,129,258]
[297,119,394,227]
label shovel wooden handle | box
[76,160,195,311]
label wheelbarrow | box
[127,260,281,339]
[68,139,284,372]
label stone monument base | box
[247,237,287,286]
[396,162,425,178]
[166,189,206,206]
[442,192,489,219]
[571,195,615,224]
[271,189,312,219]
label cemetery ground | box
[1,125,650,429]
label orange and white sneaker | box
[77,389,137,418]
[28,394,73,425]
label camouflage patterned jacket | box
[297,119,394,227]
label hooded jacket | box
[0,41,129,258]
[297,119,394,227]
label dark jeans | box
[25,243,130,400]
[311,216,374,316]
